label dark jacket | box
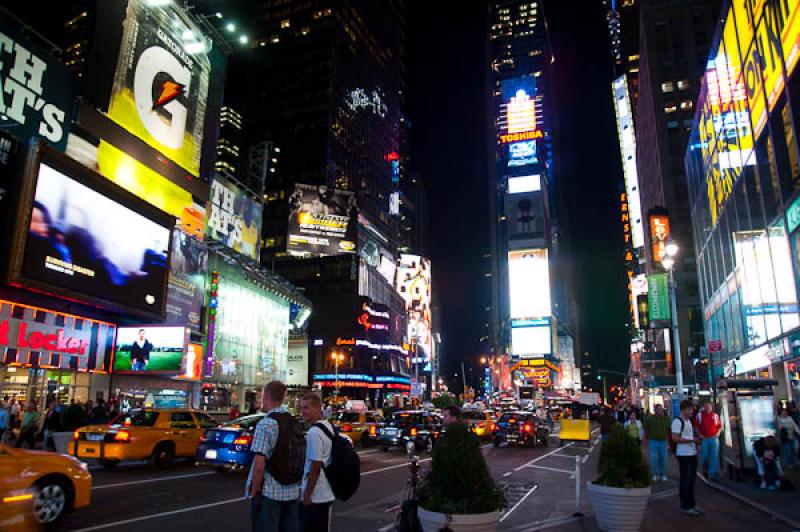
[130,340,154,364]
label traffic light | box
[596,375,602,381]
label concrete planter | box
[587,482,651,532]
[52,432,75,455]
[417,507,500,532]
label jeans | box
[700,437,720,478]
[677,455,697,510]
[132,360,147,371]
[648,439,668,478]
[781,440,797,467]
[251,496,299,532]
[300,502,332,532]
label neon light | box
[507,89,536,133]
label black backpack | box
[266,412,306,485]
[313,422,361,501]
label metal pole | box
[573,454,583,516]
[603,375,608,405]
[669,269,685,398]
[334,356,339,397]
[461,361,468,396]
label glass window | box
[768,219,800,335]
[222,414,263,430]
[171,411,197,428]
[661,81,675,93]
[195,412,219,429]
[111,411,159,427]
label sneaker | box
[681,508,701,516]
[652,475,659,482]
[760,481,767,489]
[661,476,669,482]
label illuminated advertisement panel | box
[108,0,212,176]
[649,214,670,263]
[0,300,115,372]
[508,249,551,320]
[505,190,544,241]
[165,230,207,330]
[0,13,73,151]
[508,140,538,167]
[113,325,187,373]
[205,177,262,261]
[12,146,173,319]
[508,175,541,193]
[396,255,433,368]
[498,77,541,143]
[287,184,357,257]
[511,318,552,357]
[611,75,644,249]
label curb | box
[697,473,800,530]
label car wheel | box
[150,443,175,471]
[101,459,118,470]
[33,477,71,525]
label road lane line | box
[503,472,512,477]
[522,464,574,475]
[357,449,380,455]
[361,457,432,476]
[92,471,216,490]
[499,484,538,522]
[513,443,573,471]
[69,497,246,531]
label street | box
[55,431,795,532]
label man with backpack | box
[247,381,304,532]
[300,392,337,532]
[672,399,701,516]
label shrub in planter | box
[420,422,505,515]
[588,424,651,532]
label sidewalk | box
[698,464,800,529]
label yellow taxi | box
[330,411,384,447]
[462,409,495,438]
[0,444,91,527]
[69,408,219,470]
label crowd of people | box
[0,395,122,449]
[597,397,800,517]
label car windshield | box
[333,412,361,423]
[222,414,263,430]
[111,411,159,427]
[390,414,422,427]
[462,411,487,421]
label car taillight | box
[410,427,418,437]
[234,435,253,446]
[73,431,80,441]
[523,424,533,433]
[342,425,352,432]
[478,422,485,429]
[370,426,377,436]
[114,430,132,443]
[490,423,497,432]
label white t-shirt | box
[303,420,336,504]
[671,417,697,457]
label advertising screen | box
[107,0,212,176]
[396,255,434,367]
[649,214,670,263]
[738,396,776,458]
[508,141,538,167]
[508,175,541,193]
[21,159,171,316]
[501,77,538,134]
[508,249,551,320]
[511,320,552,357]
[287,184,357,257]
[166,230,207,330]
[0,13,73,151]
[205,177,262,261]
[647,273,671,324]
[612,75,644,249]
[113,326,187,373]
[506,192,544,241]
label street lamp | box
[661,241,684,399]
[331,351,346,397]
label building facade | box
[686,0,800,404]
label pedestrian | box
[624,411,644,445]
[42,400,63,451]
[442,405,462,426]
[753,435,783,489]
[777,407,800,467]
[598,408,616,441]
[0,400,8,443]
[16,401,39,449]
[247,381,302,532]
[694,401,722,480]
[10,398,20,429]
[300,393,336,532]
[672,399,701,516]
[789,401,800,427]
[89,399,110,425]
[231,403,241,420]
[643,404,671,481]
[248,401,258,416]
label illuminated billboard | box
[287,184,357,257]
[611,75,644,249]
[205,177,262,261]
[0,13,73,151]
[511,318,552,357]
[508,175,541,193]
[506,191,544,241]
[107,0,212,176]
[396,255,434,368]
[508,249,551,320]
[498,77,542,145]
[649,214,670,263]
[113,326,188,373]
[508,141,538,167]
[166,230,207,330]
[11,145,173,320]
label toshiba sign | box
[0,300,115,371]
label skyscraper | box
[488,0,567,390]
[634,0,719,390]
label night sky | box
[406,0,631,390]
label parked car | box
[462,409,495,439]
[69,409,219,470]
[378,411,442,452]
[491,411,549,448]
[196,413,264,471]
[330,411,384,448]
[0,444,92,526]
